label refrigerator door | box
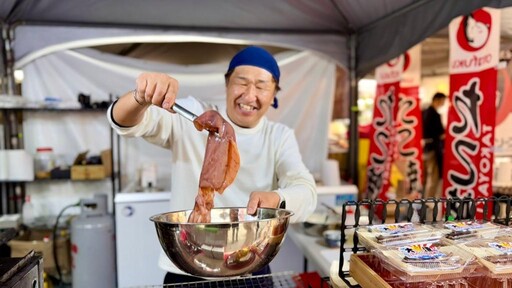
[115,192,171,287]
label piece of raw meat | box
[189,110,240,223]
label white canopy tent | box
[2,0,512,79]
[2,0,512,215]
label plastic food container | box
[373,239,480,282]
[441,220,503,244]
[357,223,445,250]
[350,253,479,288]
[34,147,56,179]
[460,235,512,274]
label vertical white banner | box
[367,57,403,202]
[445,8,500,217]
[397,44,424,195]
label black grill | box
[141,272,299,288]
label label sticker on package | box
[399,243,446,260]
[444,221,483,231]
[488,242,512,254]
[372,223,415,235]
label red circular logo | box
[403,52,411,72]
[386,56,401,67]
[456,10,492,52]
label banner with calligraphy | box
[366,57,403,201]
[495,61,512,160]
[444,8,500,215]
[397,44,424,195]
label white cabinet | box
[115,192,171,287]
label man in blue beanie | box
[226,46,281,109]
[107,46,317,284]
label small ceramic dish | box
[323,229,342,248]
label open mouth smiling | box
[238,103,258,111]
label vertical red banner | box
[366,57,402,201]
[398,45,424,195]
[444,8,500,215]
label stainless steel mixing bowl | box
[150,207,294,277]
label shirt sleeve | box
[107,102,176,149]
[273,128,317,223]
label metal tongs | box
[172,103,198,122]
[172,103,221,136]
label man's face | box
[226,65,277,128]
[434,98,446,110]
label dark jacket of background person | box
[422,93,446,176]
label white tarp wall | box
[13,25,348,71]
[20,48,335,216]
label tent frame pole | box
[348,33,359,191]
[2,26,15,95]
[1,24,25,215]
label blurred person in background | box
[422,92,447,199]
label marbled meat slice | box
[189,110,240,223]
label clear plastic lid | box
[441,220,503,243]
[357,223,445,249]
[460,236,512,274]
[373,240,478,279]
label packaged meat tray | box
[442,220,503,243]
[357,223,445,250]
[373,240,479,281]
[460,236,512,274]
[350,253,480,288]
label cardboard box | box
[71,165,87,180]
[86,164,106,179]
[100,149,112,177]
[9,228,71,278]
[70,149,111,180]
[71,165,105,180]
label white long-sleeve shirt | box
[108,96,317,273]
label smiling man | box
[107,46,317,283]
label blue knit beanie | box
[227,46,280,108]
